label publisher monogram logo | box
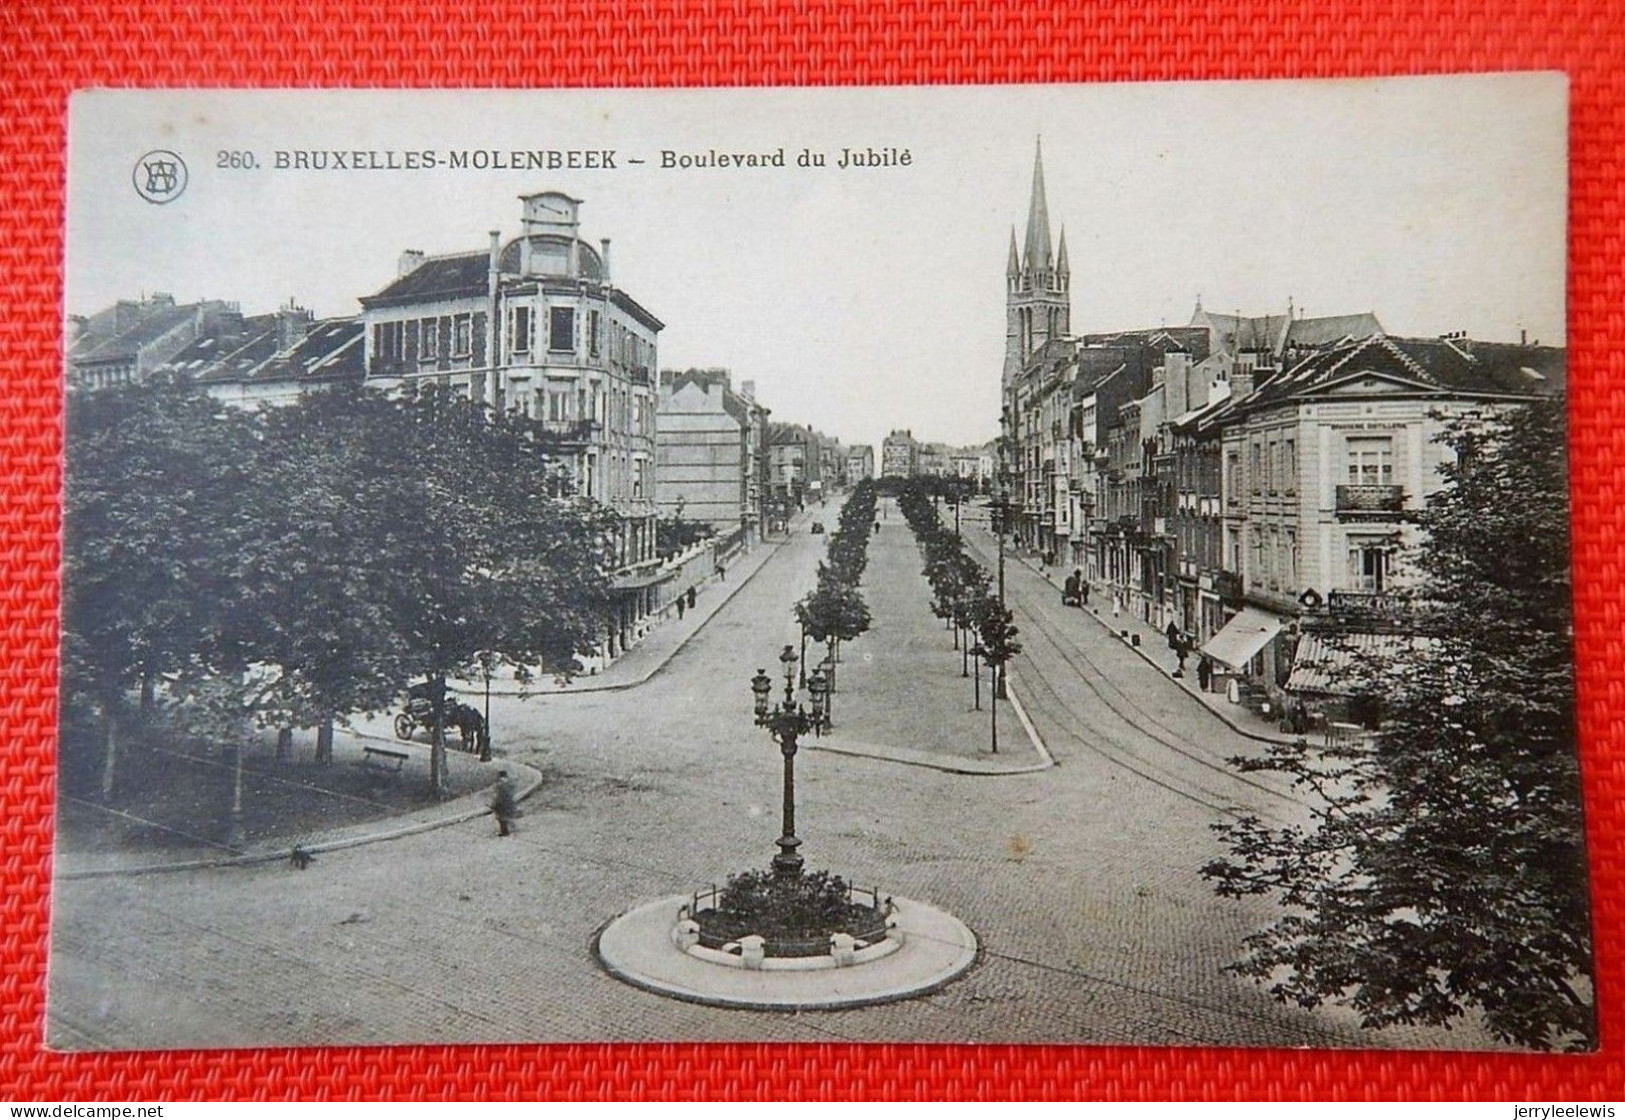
[133,150,187,204]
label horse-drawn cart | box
[394,682,486,752]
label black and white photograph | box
[52,77,1590,1052]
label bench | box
[359,745,409,774]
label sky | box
[66,77,1567,455]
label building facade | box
[846,445,875,482]
[1199,332,1565,709]
[357,190,666,657]
[655,367,769,546]
[881,429,920,478]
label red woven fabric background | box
[2,0,1620,1101]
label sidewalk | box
[56,725,543,879]
[458,508,815,697]
[997,539,1298,745]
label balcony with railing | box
[540,418,602,445]
[1335,484,1406,519]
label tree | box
[975,595,1020,701]
[1202,395,1593,1051]
[656,505,710,558]
[212,387,416,764]
[358,385,618,796]
[61,375,257,796]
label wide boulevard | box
[47,498,1482,1050]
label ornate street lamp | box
[750,646,818,879]
[807,664,829,737]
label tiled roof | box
[1200,312,1288,353]
[251,319,365,385]
[1168,383,1233,431]
[1245,334,1564,410]
[1282,312,1384,350]
[158,316,364,388]
[361,252,490,305]
[1082,325,1210,358]
[73,301,202,363]
[162,314,284,381]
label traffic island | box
[593,886,978,1010]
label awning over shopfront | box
[1200,607,1283,671]
[1286,631,1428,694]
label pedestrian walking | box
[676,596,685,620]
[687,587,697,610]
[1080,578,1090,605]
[490,769,518,837]
[1197,655,1213,692]
[1062,570,1081,607]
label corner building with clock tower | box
[359,190,667,661]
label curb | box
[1005,670,1055,768]
[808,734,1052,776]
[592,892,979,1012]
[56,751,547,881]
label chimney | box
[276,301,310,352]
[600,238,612,284]
[398,249,426,278]
[740,379,756,401]
[1521,328,1528,346]
[1230,366,1255,403]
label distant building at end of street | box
[655,367,769,547]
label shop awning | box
[1200,607,1283,671]
[1286,631,1428,694]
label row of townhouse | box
[1011,312,1564,713]
[70,189,857,667]
[880,429,996,487]
[766,421,854,508]
[1001,142,1564,713]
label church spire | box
[1023,137,1052,277]
[1007,226,1021,279]
[1055,225,1069,277]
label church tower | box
[1003,139,1072,393]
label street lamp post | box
[750,646,825,880]
[971,642,983,711]
[479,652,493,763]
[808,664,829,737]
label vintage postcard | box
[53,77,1588,1051]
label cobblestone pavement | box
[46,499,1491,1051]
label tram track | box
[961,531,1306,823]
